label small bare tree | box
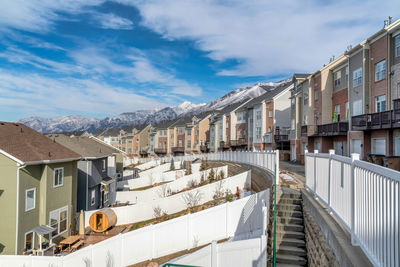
[157,183,170,198]
[153,206,164,220]
[187,179,198,189]
[182,190,202,210]
[213,180,225,200]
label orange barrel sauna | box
[89,208,117,233]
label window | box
[353,68,362,87]
[372,138,386,154]
[103,185,109,203]
[102,159,106,172]
[49,206,68,237]
[187,140,191,148]
[375,60,386,81]
[256,127,262,139]
[187,129,191,136]
[291,98,295,105]
[269,110,273,117]
[334,71,341,87]
[396,35,400,57]
[25,188,36,211]
[353,100,363,116]
[256,111,262,120]
[397,82,400,99]
[304,93,309,105]
[345,66,349,82]
[170,134,174,139]
[196,130,199,136]
[346,102,349,120]
[53,168,64,188]
[91,189,95,206]
[178,140,183,147]
[334,104,340,121]
[25,231,34,252]
[178,128,183,134]
[314,90,319,101]
[291,119,295,130]
[376,95,386,112]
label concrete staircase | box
[268,186,307,266]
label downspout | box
[86,160,89,210]
[15,164,26,255]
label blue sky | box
[0,0,399,121]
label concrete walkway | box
[279,160,305,185]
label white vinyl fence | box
[169,237,267,267]
[116,165,228,204]
[0,189,269,267]
[86,170,251,226]
[305,149,400,267]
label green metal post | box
[273,163,277,267]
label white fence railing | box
[0,189,269,267]
[305,149,400,267]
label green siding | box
[0,154,18,254]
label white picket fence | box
[0,189,269,267]
[305,149,400,267]
[86,170,251,226]
[116,165,228,204]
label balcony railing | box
[154,148,167,154]
[274,134,289,142]
[352,99,400,131]
[172,147,185,153]
[230,138,247,146]
[316,121,348,136]
[263,133,272,143]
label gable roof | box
[243,81,293,109]
[94,128,121,137]
[0,122,81,165]
[46,134,117,159]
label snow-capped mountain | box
[18,79,290,133]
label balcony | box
[316,121,348,136]
[274,134,289,142]
[301,125,307,136]
[263,133,272,143]
[200,145,208,152]
[154,148,167,154]
[171,147,185,153]
[352,99,400,131]
[230,138,247,147]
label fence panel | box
[314,155,330,204]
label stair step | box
[278,237,306,248]
[277,245,307,256]
[275,210,303,218]
[276,264,306,267]
[276,223,304,232]
[276,216,304,225]
[275,230,305,240]
[276,198,302,205]
[276,254,307,265]
[275,203,302,211]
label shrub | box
[153,206,164,221]
[182,190,202,211]
[219,170,225,180]
[200,159,207,171]
[224,189,234,202]
[208,168,215,183]
[185,161,192,175]
[187,179,198,189]
[235,186,241,199]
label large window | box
[53,168,64,188]
[353,100,363,116]
[303,93,308,105]
[24,231,34,252]
[353,68,362,87]
[396,35,400,57]
[187,140,191,148]
[376,95,386,112]
[334,104,341,121]
[375,60,386,81]
[314,90,319,101]
[25,188,36,212]
[334,71,341,87]
[256,127,262,139]
[269,110,273,117]
[256,111,262,120]
[49,206,68,237]
[345,66,349,82]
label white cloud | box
[0,70,166,116]
[92,12,134,30]
[121,0,400,76]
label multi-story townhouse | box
[351,19,400,158]
[289,74,310,161]
[0,122,81,255]
[244,81,293,152]
[136,125,152,157]
[209,101,250,152]
[304,55,349,156]
[153,120,174,157]
[184,112,212,154]
[46,134,119,211]
[94,128,121,149]
[168,117,192,156]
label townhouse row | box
[0,123,123,255]
[290,18,400,162]
[97,82,295,157]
